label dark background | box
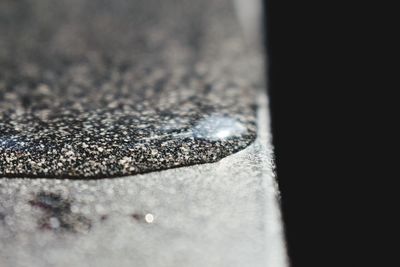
[262,0,375,266]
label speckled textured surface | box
[0,0,261,178]
[0,1,288,266]
[0,93,287,267]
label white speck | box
[145,213,154,223]
[49,217,60,229]
[37,84,50,94]
[70,205,79,213]
[119,156,132,165]
[65,150,75,156]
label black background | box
[262,0,379,266]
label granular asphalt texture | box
[0,0,261,178]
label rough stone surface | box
[0,0,261,178]
[0,1,288,266]
[0,94,287,267]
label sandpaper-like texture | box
[0,0,260,178]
